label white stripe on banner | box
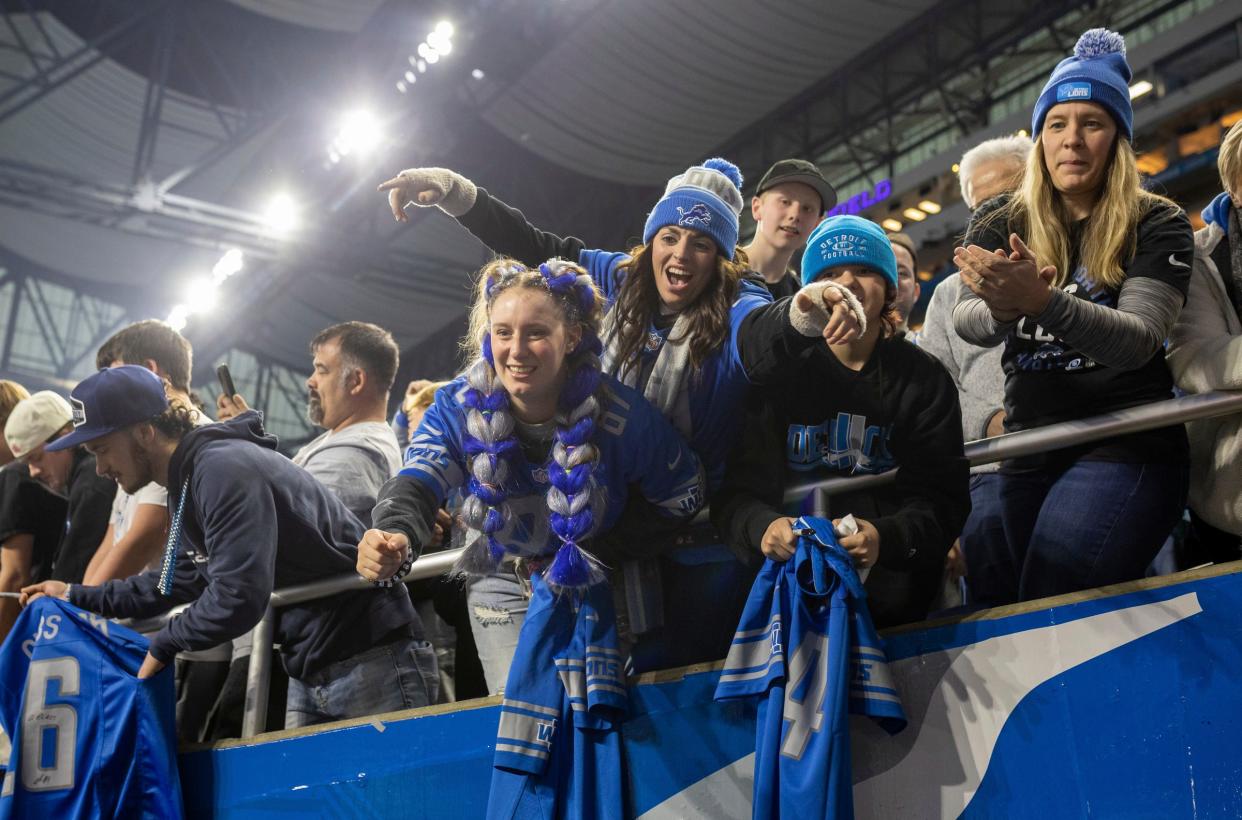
[851,592,1203,820]
[636,752,754,820]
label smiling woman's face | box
[1040,101,1117,199]
[650,225,718,311]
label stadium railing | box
[126,389,1242,738]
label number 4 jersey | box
[715,516,906,820]
[0,598,183,819]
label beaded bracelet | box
[375,554,414,589]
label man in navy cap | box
[22,366,437,728]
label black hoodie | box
[70,412,419,680]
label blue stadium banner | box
[180,564,1242,818]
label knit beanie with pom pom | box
[643,158,745,259]
[1032,28,1134,141]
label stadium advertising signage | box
[826,179,892,217]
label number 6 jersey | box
[0,598,183,819]
[715,517,905,820]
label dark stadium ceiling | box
[0,0,941,378]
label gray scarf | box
[600,310,695,440]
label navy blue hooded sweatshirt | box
[70,412,419,680]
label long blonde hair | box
[1004,136,1176,290]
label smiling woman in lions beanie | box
[952,28,1194,603]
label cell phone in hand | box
[216,364,236,397]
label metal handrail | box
[126,388,1242,738]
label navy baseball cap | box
[46,365,169,451]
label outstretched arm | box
[378,168,586,266]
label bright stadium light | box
[902,208,927,222]
[212,248,244,282]
[435,20,454,37]
[185,277,218,313]
[404,70,416,83]
[418,42,434,60]
[167,305,189,332]
[428,30,452,55]
[917,200,941,215]
[264,193,298,234]
[332,109,382,158]
[395,81,407,93]
[881,218,902,232]
[425,50,440,65]
[471,68,485,80]
[1129,80,1153,100]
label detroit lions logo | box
[677,203,712,227]
[787,412,895,474]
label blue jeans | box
[466,571,529,694]
[998,459,1188,602]
[284,637,439,729]
[960,472,1015,606]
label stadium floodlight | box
[917,200,941,215]
[881,218,902,232]
[417,60,426,73]
[396,81,407,93]
[185,277,218,313]
[264,193,298,234]
[405,70,416,83]
[167,305,189,332]
[212,248,244,282]
[333,110,382,158]
[418,42,434,60]
[1129,80,1153,100]
[428,30,452,55]
[425,50,440,64]
[435,20,453,37]
[902,208,927,222]
[472,68,485,80]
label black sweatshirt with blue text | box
[70,412,418,680]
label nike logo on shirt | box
[1168,253,1190,269]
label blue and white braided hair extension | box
[455,257,608,590]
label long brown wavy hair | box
[606,243,749,380]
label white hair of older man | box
[958,135,1033,209]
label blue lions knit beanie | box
[643,158,744,259]
[801,215,897,287]
[1032,28,1133,141]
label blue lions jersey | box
[0,598,182,819]
[402,373,704,559]
[715,517,905,820]
[487,574,625,820]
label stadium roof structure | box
[1,0,1132,386]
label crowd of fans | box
[2,27,1241,741]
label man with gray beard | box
[217,322,402,527]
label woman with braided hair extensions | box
[376,158,863,670]
[357,258,704,691]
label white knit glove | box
[378,167,479,220]
[790,280,867,338]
